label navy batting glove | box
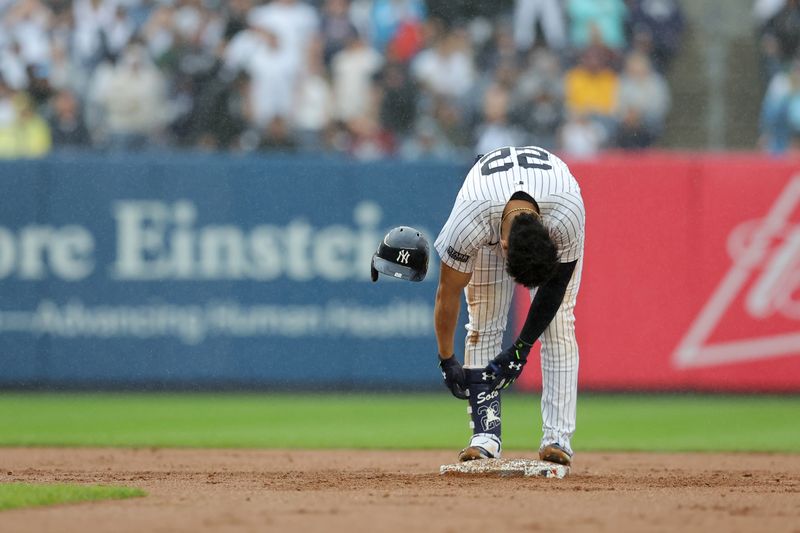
[439,355,468,400]
[483,339,533,391]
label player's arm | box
[517,260,578,344]
[432,197,484,398]
[434,262,472,400]
[434,262,472,358]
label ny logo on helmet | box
[397,250,410,264]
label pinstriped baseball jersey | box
[434,146,585,272]
[433,145,585,458]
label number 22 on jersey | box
[479,146,553,176]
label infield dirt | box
[1,448,798,533]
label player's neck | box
[500,199,540,241]
[503,198,539,216]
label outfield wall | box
[1,152,799,391]
[0,154,463,389]
[518,154,800,392]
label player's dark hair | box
[505,213,559,289]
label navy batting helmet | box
[371,226,429,282]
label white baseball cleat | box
[458,446,494,462]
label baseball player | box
[434,145,585,466]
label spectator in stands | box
[625,0,684,72]
[223,0,254,41]
[513,0,567,53]
[761,0,800,65]
[0,41,30,91]
[564,44,619,135]
[249,0,319,70]
[757,18,786,83]
[560,110,606,159]
[614,51,670,148]
[347,113,395,160]
[754,0,787,26]
[26,63,54,107]
[105,4,137,56]
[320,0,359,66]
[0,78,18,156]
[125,1,156,30]
[346,0,372,43]
[258,115,298,152]
[95,42,168,150]
[477,21,519,73]
[512,48,564,150]
[171,0,208,45]
[425,0,510,21]
[192,69,250,150]
[411,26,475,101]
[47,88,90,148]
[72,0,129,71]
[368,0,426,52]
[292,37,334,152]
[142,4,177,63]
[760,57,800,154]
[0,89,52,159]
[376,59,417,141]
[2,0,53,79]
[331,32,383,125]
[158,5,224,146]
[226,25,297,129]
[400,115,457,160]
[567,0,627,51]
[429,96,471,152]
[84,49,115,145]
[469,54,518,133]
[48,39,81,95]
[474,81,523,155]
[0,0,692,158]
[176,1,225,54]
[386,15,424,63]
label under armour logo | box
[508,362,522,371]
[397,250,410,264]
[482,372,495,381]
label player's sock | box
[465,368,502,457]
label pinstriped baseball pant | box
[463,245,583,454]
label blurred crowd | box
[757,0,800,155]
[0,0,682,161]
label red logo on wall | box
[674,176,800,368]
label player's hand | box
[483,340,533,391]
[438,355,468,400]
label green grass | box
[0,393,797,452]
[0,483,144,512]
